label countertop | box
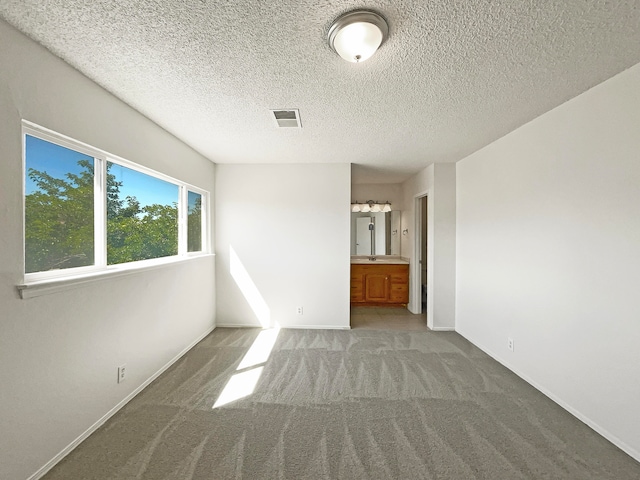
[350,256,410,265]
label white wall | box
[0,20,216,480]
[351,182,404,209]
[456,62,640,460]
[215,163,351,329]
[402,163,456,330]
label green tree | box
[25,159,94,272]
[26,160,179,272]
[187,196,202,252]
[107,199,178,264]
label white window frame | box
[183,187,208,256]
[22,121,211,285]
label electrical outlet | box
[296,306,303,315]
[507,338,514,352]
[118,364,127,383]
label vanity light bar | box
[351,200,392,213]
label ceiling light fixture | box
[328,10,389,63]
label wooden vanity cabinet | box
[351,264,409,306]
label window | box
[23,122,209,281]
[187,191,202,252]
[107,162,179,264]
[25,135,96,273]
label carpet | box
[44,327,640,479]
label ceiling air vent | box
[270,109,302,128]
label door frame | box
[411,190,433,329]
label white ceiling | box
[2,1,639,183]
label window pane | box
[187,191,202,252]
[107,162,179,264]
[25,135,95,273]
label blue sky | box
[26,135,178,207]
[108,162,178,207]
[25,135,91,194]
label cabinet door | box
[389,265,409,303]
[365,273,390,302]
[350,272,365,303]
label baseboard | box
[215,323,262,328]
[455,328,640,463]
[284,324,351,330]
[430,326,455,331]
[27,325,216,480]
[217,323,351,330]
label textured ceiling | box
[1,1,640,183]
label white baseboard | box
[216,323,351,330]
[284,324,351,330]
[28,325,216,480]
[215,323,262,328]
[430,326,455,331]
[456,328,640,464]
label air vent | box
[270,109,302,128]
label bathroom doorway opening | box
[418,195,428,314]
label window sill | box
[17,253,215,299]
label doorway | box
[410,192,429,323]
[419,195,428,313]
[350,306,429,330]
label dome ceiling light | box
[328,10,389,63]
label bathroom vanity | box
[350,257,409,306]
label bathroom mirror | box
[351,211,400,256]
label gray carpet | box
[44,328,640,479]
